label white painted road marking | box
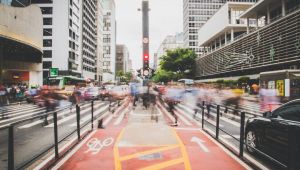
[84,138,114,155]
[191,137,210,152]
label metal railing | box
[0,100,111,170]
[270,14,283,23]
[199,101,296,170]
[286,4,300,15]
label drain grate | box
[138,152,164,160]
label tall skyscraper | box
[116,44,128,73]
[183,0,257,58]
[81,0,97,81]
[95,0,104,83]
[103,0,116,82]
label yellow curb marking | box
[139,158,184,170]
[114,128,125,170]
[120,145,180,161]
[114,128,191,170]
[171,128,192,170]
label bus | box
[46,76,87,89]
[178,79,194,92]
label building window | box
[43,50,52,58]
[69,8,72,16]
[31,0,53,3]
[43,39,52,47]
[40,7,53,14]
[43,61,52,69]
[69,19,72,27]
[43,28,52,36]
[69,29,72,38]
[43,18,52,25]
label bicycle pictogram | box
[84,138,114,155]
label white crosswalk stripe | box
[46,103,104,127]
[156,102,180,125]
[103,101,127,125]
[69,105,109,126]
[177,103,224,127]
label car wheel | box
[246,128,258,153]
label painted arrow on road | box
[191,137,210,152]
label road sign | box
[87,78,91,82]
[143,70,149,76]
[49,68,58,77]
[143,37,149,44]
[191,137,210,152]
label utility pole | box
[141,0,150,77]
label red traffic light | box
[143,54,149,60]
[143,70,149,76]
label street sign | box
[143,37,149,44]
[49,68,58,77]
[143,70,149,76]
[87,78,91,82]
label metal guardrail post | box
[8,125,14,170]
[76,104,80,141]
[239,111,245,158]
[288,125,295,170]
[202,101,205,129]
[91,101,94,130]
[216,105,220,140]
[53,112,59,160]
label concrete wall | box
[198,3,229,47]
[0,3,43,51]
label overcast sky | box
[114,0,183,71]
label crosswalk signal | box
[143,53,149,70]
[137,69,142,77]
[151,69,156,77]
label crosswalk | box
[0,101,114,129]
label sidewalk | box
[48,101,252,170]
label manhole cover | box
[142,119,152,123]
[138,152,164,160]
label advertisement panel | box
[276,80,284,96]
[49,68,58,77]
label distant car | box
[245,99,300,168]
[185,86,193,93]
[84,87,100,100]
[157,86,166,93]
[99,86,109,101]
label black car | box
[245,99,300,168]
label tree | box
[125,72,133,81]
[159,48,197,76]
[238,76,250,84]
[116,70,124,77]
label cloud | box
[115,0,183,71]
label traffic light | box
[151,69,156,77]
[143,53,149,76]
[137,69,142,77]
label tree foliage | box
[125,72,133,81]
[116,70,124,77]
[159,48,197,74]
[238,76,250,84]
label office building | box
[95,0,104,83]
[195,0,300,99]
[156,33,183,67]
[116,44,129,73]
[81,0,97,81]
[153,53,157,69]
[0,3,43,86]
[103,0,116,82]
[183,0,257,58]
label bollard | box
[91,101,94,130]
[202,101,205,129]
[288,125,295,170]
[239,111,245,158]
[76,105,80,141]
[8,125,14,170]
[216,105,220,140]
[53,112,59,160]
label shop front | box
[260,70,300,101]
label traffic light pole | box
[142,0,149,76]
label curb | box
[9,101,28,105]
